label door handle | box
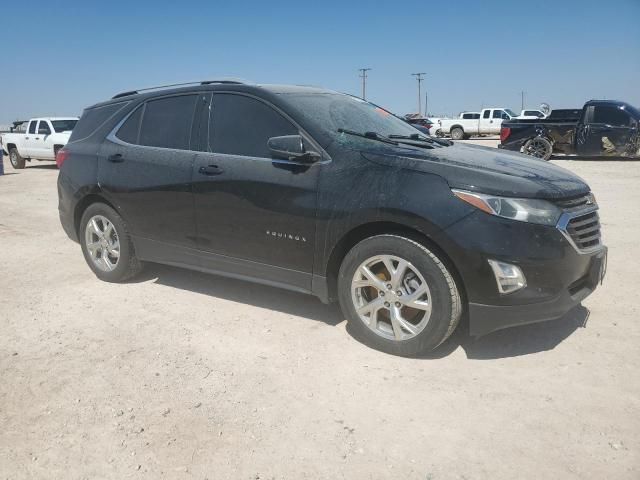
[35,137,40,140]
[199,165,224,176]
[107,153,124,163]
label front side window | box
[206,94,297,157]
[593,106,631,127]
[483,110,491,119]
[138,95,198,150]
[28,121,37,134]
[38,121,51,135]
[493,110,504,119]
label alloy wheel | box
[526,138,550,158]
[84,215,120,272]
[351,254,432,341]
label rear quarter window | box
[69,101,128,142]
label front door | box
[98,94,200,248]
[35,120,53,159]
[576,104,636,156]
[192,92,320,279]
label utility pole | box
[521,90,525,111]
[358,68,371,100]
[411,73,426,116]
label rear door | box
[576,105,635,156]
[192,92,320,277]
[23,120,38,157]
[98,93,200,248]
[479,109,492,134]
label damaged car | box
[58,81,607,356]
[499,100,640,160]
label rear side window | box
[116,106,143,144]
[483,110,490,119]
[206,94,297,158]
[28,121,37,134]
[593,106,631,127]
[38,121,51,135]
[139,95,198,150]
[70,102,128,142]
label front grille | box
[554,193,595,211]
[565,210,601,250]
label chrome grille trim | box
[556,205,604,254]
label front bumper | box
[468,247,606,336]
[432,209,607,337]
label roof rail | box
[111,80,246,99]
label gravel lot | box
[1,143,639,479]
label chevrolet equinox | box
[57,81,607,355]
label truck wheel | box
[450,127,465,140]
[9,148,25,169]
[79,203,143,282]
[338,235,461,356]
[523,137,553,160]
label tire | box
[435,129,443,138]
[338,235,462,356]
[79,203,142,282]
[9,148,25,169]
[450,127,464,141]
[523,137,553,160]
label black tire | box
[338,235,462,356]
[79,203,142,282]
[450,127,464,141]
[9,148,25,169]
[523,136,553,160]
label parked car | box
[404,116,434,135]
[0,117,78,169]
[58,81,607,356]
[437,108,517,139]
[516,109,546,119]
[500,100,640,160]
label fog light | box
[488,260,526,294]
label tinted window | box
[492,110,504,119]
[483,110,490,119]
[593,106,631,127]
[70,102,127,142]
[139,95,197,150]
[207,94,297,157]
[116,106,143,144]
[462,113,472,119]
[38,121,51,135]
[51,119,77,132]
[28,121,37,134]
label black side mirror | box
[268,135,321,163]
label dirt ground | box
[1,143,639,479]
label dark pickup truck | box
[499,100,640,160]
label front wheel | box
[523,137,553,160]
[9,148,25,169]
[79,203,142,282]
[338,235,462,356]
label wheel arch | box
[450,124,464,132]
[323,221,466,305]
[73,193,120,237]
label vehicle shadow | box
[28,164,58,170]
[136,263,588,359]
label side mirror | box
[268,135,321,163]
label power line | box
[411,73,427,116]
[358,68,372,100]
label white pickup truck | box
[0,117,78,169]
[436,108,517,140]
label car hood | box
[360,141,590,199]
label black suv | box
[58,81,607,356]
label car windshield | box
[282,93,424,142]
[504,109,517,117]
[51,119,78,132]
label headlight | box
[452,189,562,226]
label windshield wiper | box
[388,134,452,147]
[337,128,399,145]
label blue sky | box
[1,0,638,123]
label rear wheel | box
[450,127,464,140]
[523,137,553,160]
[9,148,25,169]
[79,203,142,282]
[338,235,461,356]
